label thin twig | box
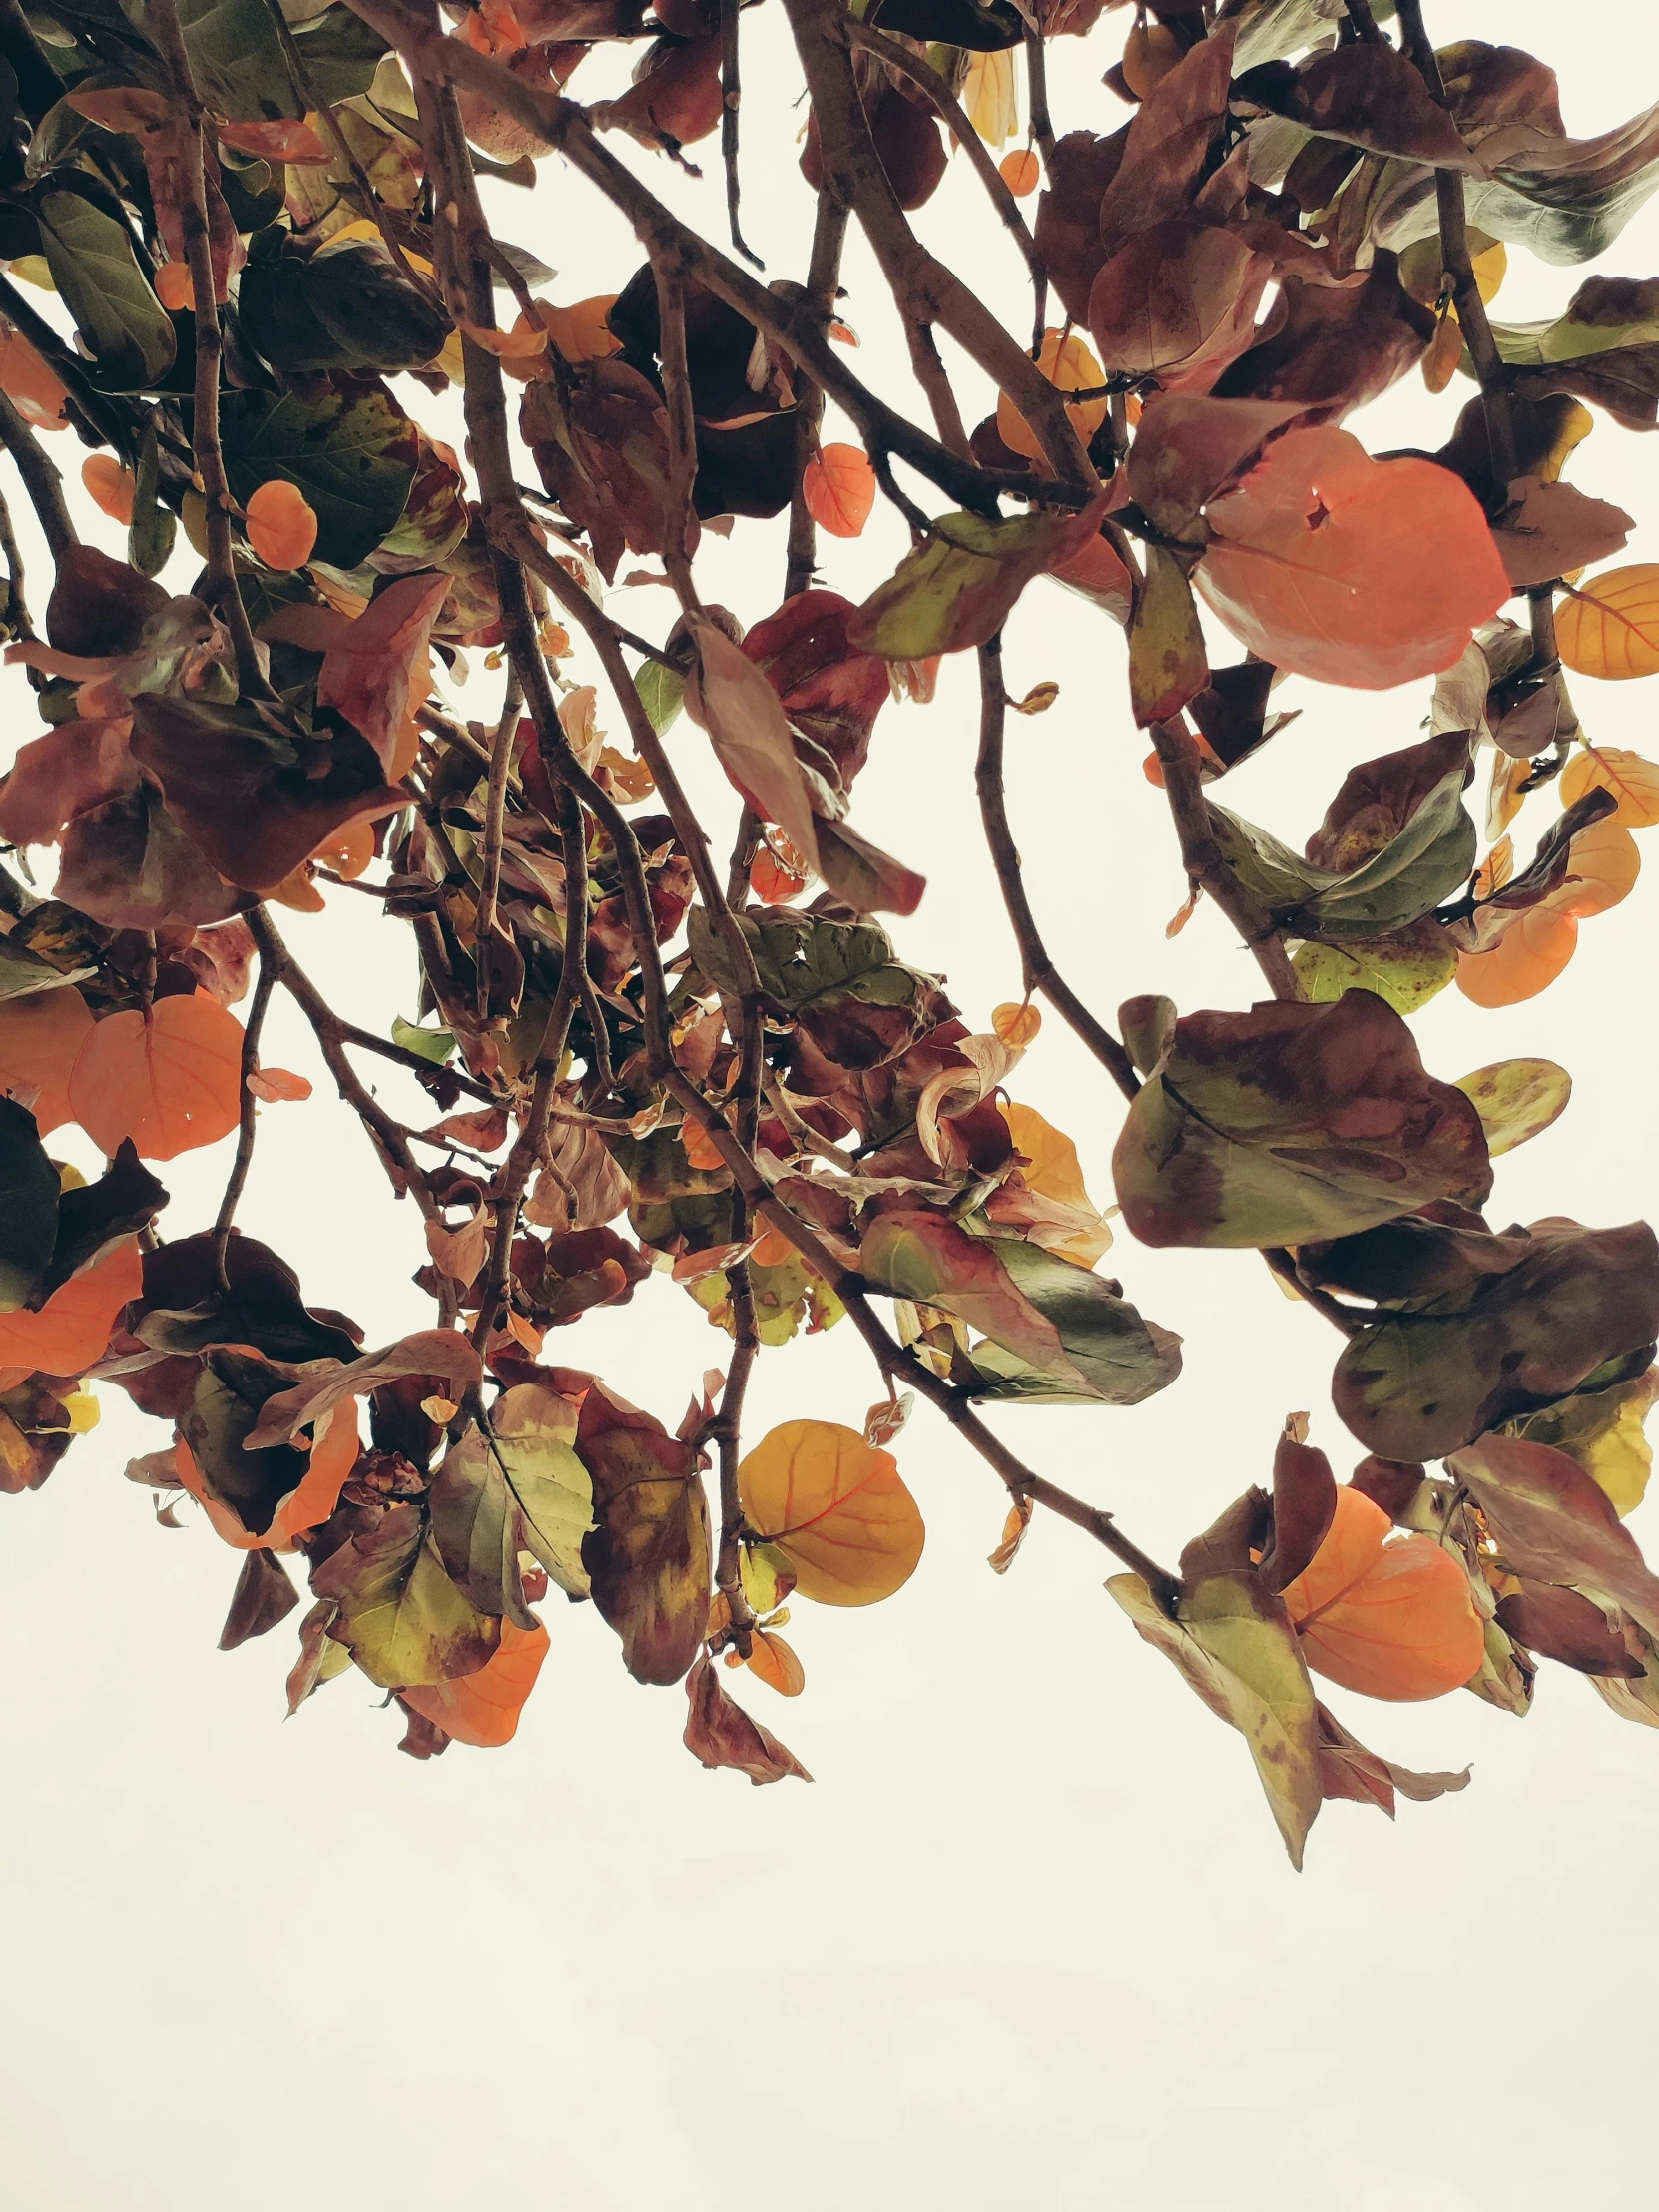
[719,0,764,270]
[650,258,703,609]
[473,671,523,1019]
[214,951,276,1283]
[712,1258,760,1648]
[1023,21,1057,173]
[150,0,266,695]
[0,390,75,563]
[1148,718,1302,1001]
[784,185,850,600]
[0,480,34,637]
[974,640,1140,1104]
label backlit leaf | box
[0,1233,140,1382]
[683,1651,812,1785]
[738,1419,923,1607]
[1454,1058,1572,1157]
[803,444,876,539]
[309,1501,500,1689]
[1279,1489,1484,1702]
[1556,565,1659,679]
[0,985,93,1135]
[1515,1367,1659,1519]
[401,1618,549,1747]
[67,992,245,1162]
[1558,743,1659,825]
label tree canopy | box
[0,0,1657,1862]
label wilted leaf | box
[246,1328,483,1449]
[847,506,1101,661]
[401,1618,549,1746]
[310,1502,500,1688]
[579,1382,711,1685]
[1447,1434,1659,1638]
[1515,1368,1659,1518]
[683,1651,812,1785]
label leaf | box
[1109,1568,1323,1870]
[400,1618,549,1747]
[985,1100,1114,1269]
[177,0,303,123]
[846,505,1101,661]
[222,386,419,570]
[246,1329,482,1449]
[1559,744,1659,826]
[1090,221,1272,392]
[0,985,93,1134]
[745,1626,806,1697]
[1556,565,1659,678]
[996,328,1109,462]
[239,241,450,377]
[316,574,449,779]
[1490,478,1632,590]
[1279,1488,1484,1702]
[1197,427,1511,689]
[1110,992,1491,1251]
[289,5,390,103]
[218,1547,299,1651]
[1314,1702,1471,1818]
[1333,1218,1659,1461]
[34,186,176,391]
[1128,546,1209,728]
[1446,1435,1659,1639]
[689,906,945,1072]
[1515,1368,1659,1519]
[309,1502,500,1689]
[578,1382,711,1686]
[803,444,876,539]
[0,1235,142,1383]
[437,1382,594,1603]
[634,659,684,735]
[1236,46,1483,170]
[0,1098,60,1312]
[738,1420,923,1607]
[178,1362,360,1551]
[1265,1430,1336,1593]
[67,992,244,1162]
[1095,21,1238,264]
[683,1651,812,1785]
[1293,934,1456,1017]
[1453,1058,1572,1157]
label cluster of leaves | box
[0,0,1657,1856]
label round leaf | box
[738,1419,924,1606]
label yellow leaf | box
[1559,744,1659,828]
[1471,240,1507,304]
[62,1389,100,1435]
[988,1494,1033,1574]
[739,1540,792,1615]
[960,47,1018,147]
[992,1000,1041,1046]
[737,1420,924,1606]
[1517,1369,1659,1519]
[1453,1058,1571,1157]
[996,1101,1114,1269]
[996,328,1107,464]
[1558,565,1659,680]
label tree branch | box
[0,389,75,565]
[1148,718,1302,1001]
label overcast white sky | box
[2,5,1657,2207]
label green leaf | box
[634,659,684,735]
[1111,991,1491,1251]
[127,416,176,578]
[0,1098,59,1312]
[390,1014,454,1065]
[1454,1058,1572,1158]
[221,384,419,569]
[35,185,176,391]
[688,906,944,1072]
[290,3,391,103]
[1293,932,1456,1016]
[1108,1570,1323,1869]
[309,1501,500,1688]
[178,0,302,121]
[846,507,1085,660]
[433,1383,594,1614]
[239,242,450,376]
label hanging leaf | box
[803,444,876,538]
[400,1618,550,1747]
[1279,1488,1484,1702]
[309,1501,501,1689]
[222,386,420,570]
[67,992,245,1162]
[34,185,176,391]
[738,1419,923,1606]
[1556,565,1659,678]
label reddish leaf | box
[683,1650,812,1784]
[803,444,876,538]
[68,992,245,1161]
[1280,1489,1484,1702]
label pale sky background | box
[2,5,1656,2206]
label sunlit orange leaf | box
[317,573,450,780]
[997,328,1108,465]
[0,1234,141,1379]
[744,1625,806,1696]
[458,314,549,360]
[988,1493,1034,1574]
[1553,817,1640,915]
[402,1618,550,1746]
[1197,427,1510,688]
[999,147,1040,197]
[0,323,69,431]
[216,118,332,164]
[68,990,245,1160]
[1557,565,1659,679]
[177,1401,361,1553]
[803,444,876,539]
[750,846,808,903]
[1559,744,1659,828]
[1456,902,1578,1007]
[310,817,377,880]
[1280,1488,1484,1702]
[987,1099,1115,1269]
[154,263,194,313]
[246,1067,312,1104]
[738,1419,924,1606]
[992,1000,1041,1046]
[680,1115,727,1172]
[750,1224,796,1268]
[246,479,318,571]
[0,985,93,1134]
[539,295,622,365]
[81,455,134,524]
[1420,310,1463,393]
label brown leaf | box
[219,1548,299,1651]
[246,1330,484,1450]
[578,1382,711,1686]
[1264,1430,1337,1593]
[682,1650,812,1784]
[1446,1434,1659,1638]
[1488,477,1633,590]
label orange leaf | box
[310,816,377,880]
[803,444,876,539]
[0,1233,142,1378]
[246,1066,312,1103]
[996,328,1108,466]
[1280,1488,1483,1701]
[1559,744,1659,828]
[216,118,332,164]
[749,847,808,903]
[539,294,622,365]
[744,1625,806,1696]
[246,479,318,571]
[1197,426,1510,688]
[317,573,449,780]
[176,1401,362,1553]
[0,323,70,431]
[154,263,194,314]
[68,991,245,1160]
[998,147,1040,197]
[401,1618,550,1746]
[0,985,93,1134]
[81,454,134,524]
[1557,565,1659,680]
[1553,817,1640,916]
[738,1419,924,1606]
[992,1000,1041,1046]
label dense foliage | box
[1,0,1657,1860]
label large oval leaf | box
[738,1419,923,1606]
[68,991,244,1161]
[1280,1489,1484,1702]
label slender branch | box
[473,671,523,1020]
[719,0,764,270]
[906,318,973,460]
[1023,22,1057,173]
[712,1260,760,1648]
[1149,718,1302,1001]
[214,952,276,1282]
[0,390,75,563]
[974,641,1140,1104]
[650,259,703,609]
[1395,0,1517,487]
[0,481,34,640]
[150,0,265,695]
[784,185,850,600]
